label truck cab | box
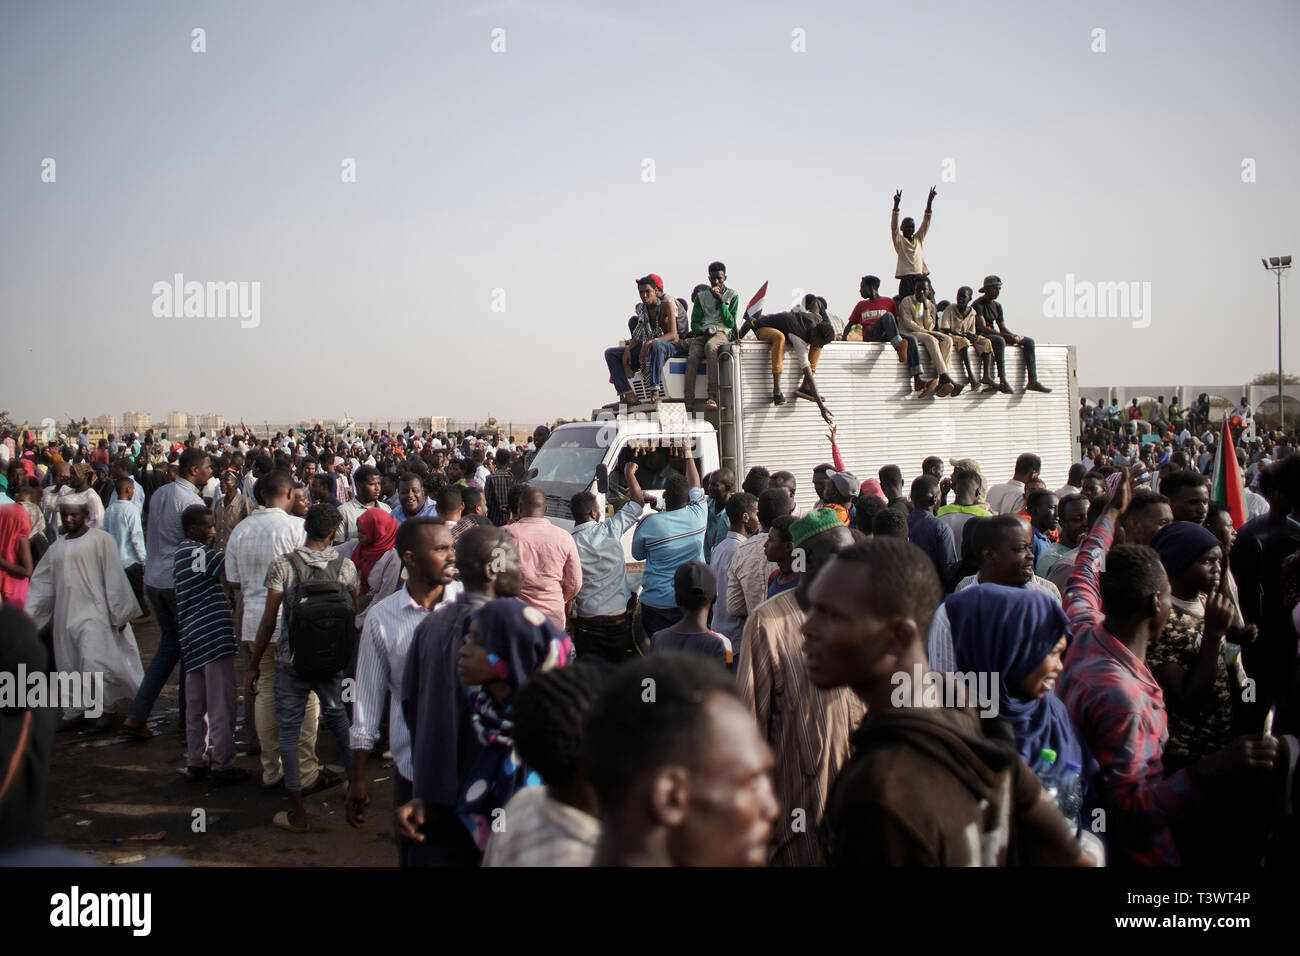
[527,405,722,582]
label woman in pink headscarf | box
[0,503,34,609]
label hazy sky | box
[3,0,1296,426]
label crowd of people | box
[603,188,1053,416]
[3,399,1298,869]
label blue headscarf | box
[946,584,1084,770]
[456,598,573,850]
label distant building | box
[91,415,120,435]
[122,411,152,434]
[195,413,225,431]
[167,410,189,431]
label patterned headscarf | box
[457,599,572,850]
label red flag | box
[744,281,768,320]
[1210,417,1247,529]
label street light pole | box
[1263,256,1292,430]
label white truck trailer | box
[528,339,1079,568]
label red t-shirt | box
[846,296,898,332]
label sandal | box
[121,720,156,740]
[273,810,311,834]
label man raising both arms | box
[892,186,936,302]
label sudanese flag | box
[1210,417,1247,529]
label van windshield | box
[528,429,607,485]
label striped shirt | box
[725,531,776,620]
[483,469,516,527]
[173,542,237,672]
[350,581,464,780]
[737,589,866,867]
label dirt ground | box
[44,619,399,866]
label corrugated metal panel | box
[730,341,1078,514]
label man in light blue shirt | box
[569,471,646,661]
[630,451,707,638]
[103,477,147,571]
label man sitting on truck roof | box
[685,262,739,414]
[939,285,995,391]
[843,274,919,366]
[736,306,835,417]
[971,275,1052,395]
[897,277,961,398]
[603,274,683,406]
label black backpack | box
[283,552,355,679]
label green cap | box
[1038,748,1057,764]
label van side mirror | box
[595,462,608,494]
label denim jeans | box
[128,586,186,725]
[639,603,683,643]
[274,662,353,793]
[604,340,682,396]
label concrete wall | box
[1079,384,1300,411]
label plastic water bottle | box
[1034,748,1058,801]
[1056,760,1083,833]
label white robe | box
[25,528,145,718]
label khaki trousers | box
[754,326,822,376]
[255,650,320,787]
[897,316,952,373]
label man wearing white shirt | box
[986,453,1040,515]
[223,469,317,787]
[336,464,391,542]
[1054,463,1086,502]
[347,517,461,865]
